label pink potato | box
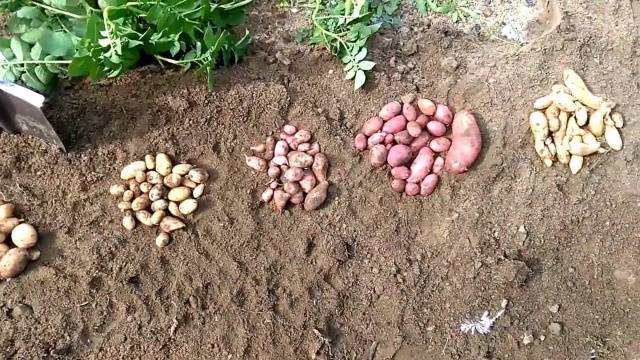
[432,156,445,175]
[272,155,288,166]
[367,132,387,149]
[391,179,406,193]
[402,103,417,121]
[429,137,451,153]
[288,151,314,168]
[267,166,281,179]
[264,136,276,160]
[406,121,422,137]
[417,99,436,116]
[385,143,392,150]
[245,156,268,172]
[283,167,304,182]
[275,140,289,156]
[269,181,278,189]
[294,129,312,144]
[300,170,317,193]
[407,147,435,183]
[283,124,297,135]
[405,182,420,196]
[382,115,407,134]
[312,153,329,181]
[354,133,368,151]
[415,114,429,127]
[290,191,305,205]
[362,116,384,136]
[273,190,290,211]
[379,101,402,120]
[420,174,439,196]
[409,132,431,155]
[391,166,410,180]
[445,110,482,174]
[387,144,412,167]
[384,133,395,145]
[307,142,321,156]
[261,188,274,202]
[369,144,388,168]
[426,121,447,137]
[297,142,311,152]
[284,181,302,195]
[394,130,413,145]
[434,104,453,125]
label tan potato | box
[151,199,169,212]
[0,218,21,234]
[27,248,40,261]
[159,216,186,233]
[0,243,9,258]
[182,178,198,189]
[149,184,164,202]
[611,112,624,128]
[172,164,192,176]
[0,233,6,243]
[574,102,588,126]
[109,184,127,197]
[155,232,171,248]
[135,210,153,226]
[529,112,553,166]
[168,202,182,218]
[0,248,29,279]
[569,155,584,175]
[163,173,182,188]
[569,137,600,156]
[604,123,623,151]
[563,69,603,109]
[303,181,329,211]
[155,153,173,176]
[192,184,205,199]
[168,187,191,202]
[544,105,560,133]
[178,199,198,215]
[145,154,155,170]
[121,161,147,180]
[151,210,166,225]
[0,203,15,220]
[139,182,151,193]
[587,106,610,137]
[551,92,577,112]
[117,201,132,211]
[146,171,163,185]
[533,94,553,110]
[122,211,136,230]
[11,223,38,248]
[551,84,570,94]
[131,195,151,211]
[187,168,209,184]
[134,170,146,183]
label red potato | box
[434,104,453,125]
[272,155,288,166]
[429,137,451,153]
[290,192,305,205]
[300,170,317,193]
[432,156,445,175]
[362,116,384,136]
[445,110,482,174]
[288,151,314,168]
[261,188,274,202]
[394,130,413,145]
[391,179,406,193]
[273,190,290,211]
[415,114,429,127]
[417,99,436,116]
[420,174,439,196]
[283,124,297,135]
[384,133,395,145]
[307,142,321,156]
[386,143,392,150]
[391,166,410,180]
[294,129,312,144]
[407,121,422,137]
[369,144,388,168]
[304,181,329,211]
[268,166,281,179]
[264,136,276,160]
[245,156,268,172]
[405,182,420,196]
[367,132,387,148]
[297,143,311,152]
[426,121,447,137]
[283,167,304,182]
[407,147,435,183]
[269,181,279,190]
[410,132,431,155]
[402,103,418,121]
[379,101,402,120]
[312,153,329,181]
[382,115,407,134]
[354,133,368,150]
[284,181,302,195]
[387,144,412,167]
[275,140,289,156]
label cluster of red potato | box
[354,95,482,196]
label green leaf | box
[203,27,216,48]
[44,55,62,73]
[354,47,367,61]
[30,43,44,59]
[21,71,47,92]
[21,28,43,44]
[10,37,29,61]
[38,29,75,57]
[354,69,366,89]
[416,0,428,14]
[0,39,15,60]
[85,14,102,43]
[34,64,54,85]
[0,68,17,82]
[344,68,356,80]
[7,16,30,34]
[358,60,375,70]
[68,55,94,77]
[16,6,43,19]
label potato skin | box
[0,248,29,279]
[391,179,406,193]
[407,147,435,183]
[382,115,407,134]
[445,110,482,174]
[379,101,402,120]
[417,99,436,116]
[303,181,329,211]
[354,133,368,150]
[369,145,388,168]
[402,103,417,121]
[405,183,420,196]
[420,174,439,196]
[429,137,451,153]
[426,121,447,137]
[362,116,384,136]
[387,145,412,167]
[434,104,453,125]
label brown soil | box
[1,0,639,359]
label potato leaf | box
[38,29,75,57]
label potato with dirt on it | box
[303,181,329,211]
[369,144,388,168]
[159,216,186,233]
[121,161,147,180]
[312,153,329,181]
[0,243,9,258]
[0,217,20,234]
[155,153,173,176]
[0,248,29,279]
[379,101,402,120]
[445,111,482,174]
[288,151,314,168]
[273,190,291,212]
[11,223,38,248]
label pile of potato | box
[529,69,624,174]
[0,200,41,279]
[245,125,330,211]
[354,95,482,196]
[110,153,209,248]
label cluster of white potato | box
[529,69,624,174]
[0,201,40,279]
[110,153,208,248]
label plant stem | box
[31,1,87,19]
[311,0,353,62]
[0,60,72,65]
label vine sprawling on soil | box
[295,0,398,90]
[0,0,252,92]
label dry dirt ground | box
[1,0,639,359]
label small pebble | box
[548,322,562,336]
[501,299,509,308]
[522,333,534,345]
[549,304,560,313]
[11,303,33,318]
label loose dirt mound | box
[0,0,639,358]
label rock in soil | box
[548,322,563,336]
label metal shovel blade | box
[0,81,65,152]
